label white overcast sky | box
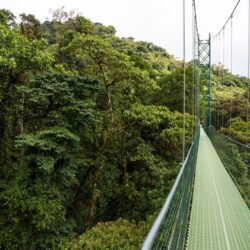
[1,0,249,76]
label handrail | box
[218,132,250,149]
[141,129,200,250]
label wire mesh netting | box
[207,126,250,207]
[150,128,200,250]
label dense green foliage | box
[70,218,151,250]
[0,7,248,249]
[0,8,196,249]
[211,64,250,143]
[220,118,250,144]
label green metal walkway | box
[187,128,250,250]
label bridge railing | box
[142,127,200,250]
[208,126,250,207]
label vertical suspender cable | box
[217,34,220,129]
[198,35,200,123]
[183,0,186,162]
[231,16,233,73]
[222,102,224,127]
[222,28,225,129]
[247,0,250,130]
[218,34,221,64]
[218,34,221,81]
[229,16,233,137]
[192,0,195,138]
[223,28,225,66]
[209,34,212,129]
[218,101,220,129]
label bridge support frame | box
[198,34,212,132]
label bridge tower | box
[198,34,212,133]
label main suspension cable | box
[192,0,200,40]
[192,0,200,132]
[213,0,241,37]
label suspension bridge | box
[142,0,250,249]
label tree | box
[20,13,44,39]
[156,66,199,114]
[0,24,53,177]
[0,9,16,27]
[0,73,99,249]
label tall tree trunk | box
[85,126,116,229]
[85,67,116,229]
[0,73,17,166]
[107,89,114,124]
[85,156,105,229]
[16,92,25,134]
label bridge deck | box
[187,127,250,250]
